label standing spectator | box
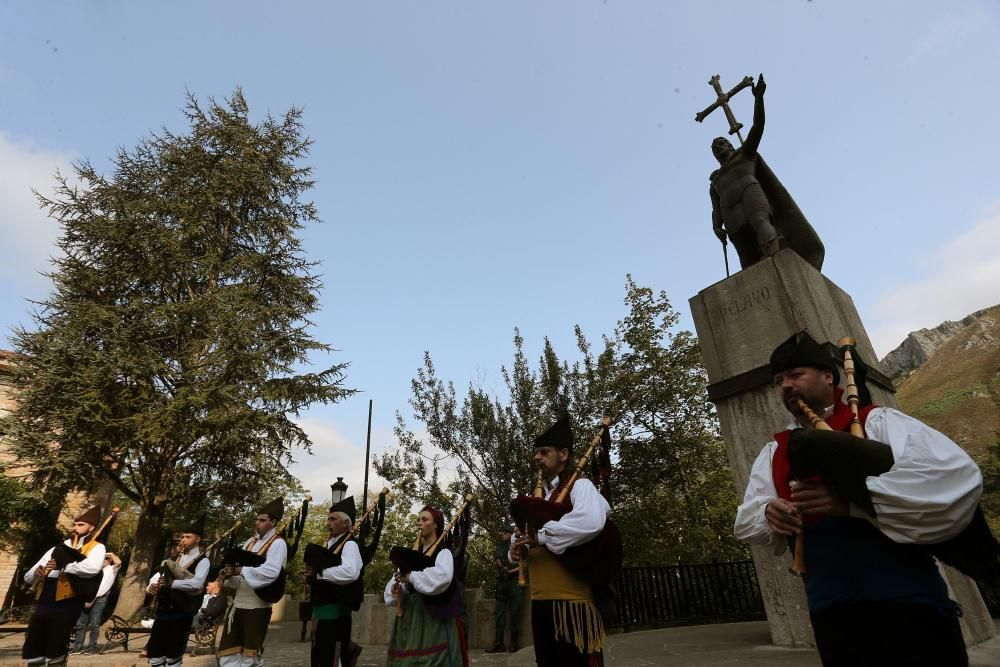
[70,552,121,655]
[486,526,521,653]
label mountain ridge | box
[881,305,1000,382]
[888,305,1000,457]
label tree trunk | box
[114,503,166,620]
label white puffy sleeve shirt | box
[234,531,288,589]
[536,477,610,555]
[23,540,106,585]
[733,407,982,548]
[383,548,454,604]
[318,537,362,585]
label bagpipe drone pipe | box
[302,488,391,573]
[510,418,623,618]
[791,338,1000,582]
[223,497,310,603]
[303,537,365,611]
[32,508,121,601]
[302,490,391,612]
[389,495,473,621]
[509,495,624,596]
[155,521,242,613]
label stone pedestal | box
[689,249,994,647]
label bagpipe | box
[303,488,391,573]
[303,489,392,612]
[390,494,474,619]
[223,497,310,603]
[29,507,120,602]
[510,417,623,605]
[788,337,1000,582]
[390,494,474,574]
[154,520,242,613]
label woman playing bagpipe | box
[510,414,621,667]
[21,505,117,666]
[735,331,998,666]
[217,497,306,667]
[383,497,473,667]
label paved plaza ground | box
[3,619,1000,666]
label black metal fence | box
[612,560,766,632]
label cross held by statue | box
[695,74,754,144]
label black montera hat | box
[769,331,840,385]
[75,506,101,527]
[330,496,357,524]
[533,414,574,453]
[258,497,284,521]
[184,514,206,537]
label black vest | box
[157,553,204,615]
[310,535,364,611]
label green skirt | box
[387,593,468,667]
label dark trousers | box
[311,615,351,667]
[494,578,522,644]
[22,599,84,662]
[146,611,195,661]
[810,601,967,667]
[530,600,603,667]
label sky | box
[2,1,998,500]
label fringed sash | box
[552,599,605,654]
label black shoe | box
[485,643,507,653]
[346,642,362,667]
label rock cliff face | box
[890,305,1000,456]
[881,305,999,382]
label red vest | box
[771,388,878,509]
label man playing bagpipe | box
[510,415,614,667]
[21,505,108,666]
[302,497,364,667]
[145,516,210,667]
[218,498,288,667]
[735,331,997,666]
[384,504,470,667]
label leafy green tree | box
[377,277,747,573]
[361,499,419,595]
[0,471,31,550]
[0,91,352,616]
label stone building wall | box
[0,350,23,606]
[0,349,100,606]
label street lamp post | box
[331,477,348,503]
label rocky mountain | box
[887,305,1000,457]
[881,305,1000,382]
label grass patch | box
[911,383,991,418]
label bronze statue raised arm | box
[702,74,825,273]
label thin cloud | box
[904,13,981,66]
[0,132,74,293]
[867,204,1000,357]
[290,417,390,503]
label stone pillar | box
[688,249,994,647]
